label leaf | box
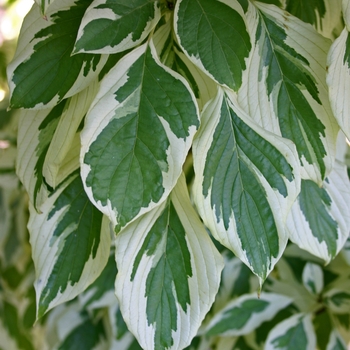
[174,0,251,91]
[34,0,54,14]
[327,28,350,141]
[205,293,292,337]
[287,160,350,263]
[28,173,111,318]
[114,173,224,350]
[81,40,199,232]
[239,2,338,183]
[74,0,161,54]
[326,330,347,350]
[324,286,350,314]
[7,0,107,109]
[302,262,324,295]
[192,88,300,284]
[265,313,316,350]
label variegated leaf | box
[174,0,251,91]
[205,293,292,337]
[115,173,224,350]
[239,2,338,183]
[327,26,350,141]
[74,0,161,54]
[42,81,98,189]
[7,0,107,109]
[287,160,350,263]
[81,40,199,232]
[28,173,111,318]
[192,88,300,284]
[16,85,91,210]
[265,313,316,350]
[326,330,348,350]
[302,262,324,295]
[324,282,350,314]
[285,0,343,39]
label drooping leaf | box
[192,88,300,284]
[74,0,161,54]
[239,2,338,183]
[115,173,224,350]
[205,293,292,337]
[302,262,324,295]
[287,160,350,263]
[265,313,316,350]
[7,0,107,109]
[175,0,251,91]
[81,40,199,232]
[28,173,111,318]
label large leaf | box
[7,0,107,109]
[28,173,111,318]
[239,2,338,183]
[265,313,316,350]
[287,160,350,263]
[192,88,300,284]
[174,0,251,91]
[114,173,224,350]
[74,0,161,54]
[81,40,199,232]
[205,293,292,337]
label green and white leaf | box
[327,26,350,141]
[326,330,347,350]
[343,0,350,30]
[302,262,324,295]
[28,173,111,318]
[239,2,338,183]
[74,0,161,54]
[7,0,107,109]
[265,313,316,350]
[174,0,252,91]
[192,88,300,284]
[34,0,54,14]
[287,160,350,263]
[114,173,224,350]
[324,283,350,314]
[205,292,292,337]
[43,81,98,189]
[81,40,199,232]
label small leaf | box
[7,0,107,109]
[28,173,111,318]
[115,173,224,350]
[175,0,251,91]
[193,88,300,283]
[265,313,316,350]
[287,160,350,263]
[75,0,161,54]
[206,293,292,337]
[81,41,199,231]
[302,262,324,295]
[326,330,347,350]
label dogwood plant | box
[3,0,350,348]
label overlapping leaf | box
[16,84,94,210]
[287,160,350,263]
[205,293,292,337]
[7,0,107,109]
[115,174,224,350]
[28,173,111,318]
[34,0,54,14]
[192,88,300,284]
[174,0,251,91]
[74,0,161,54]
[81,40,199,232]
[239,2,338,183]
[265,313,316,350]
